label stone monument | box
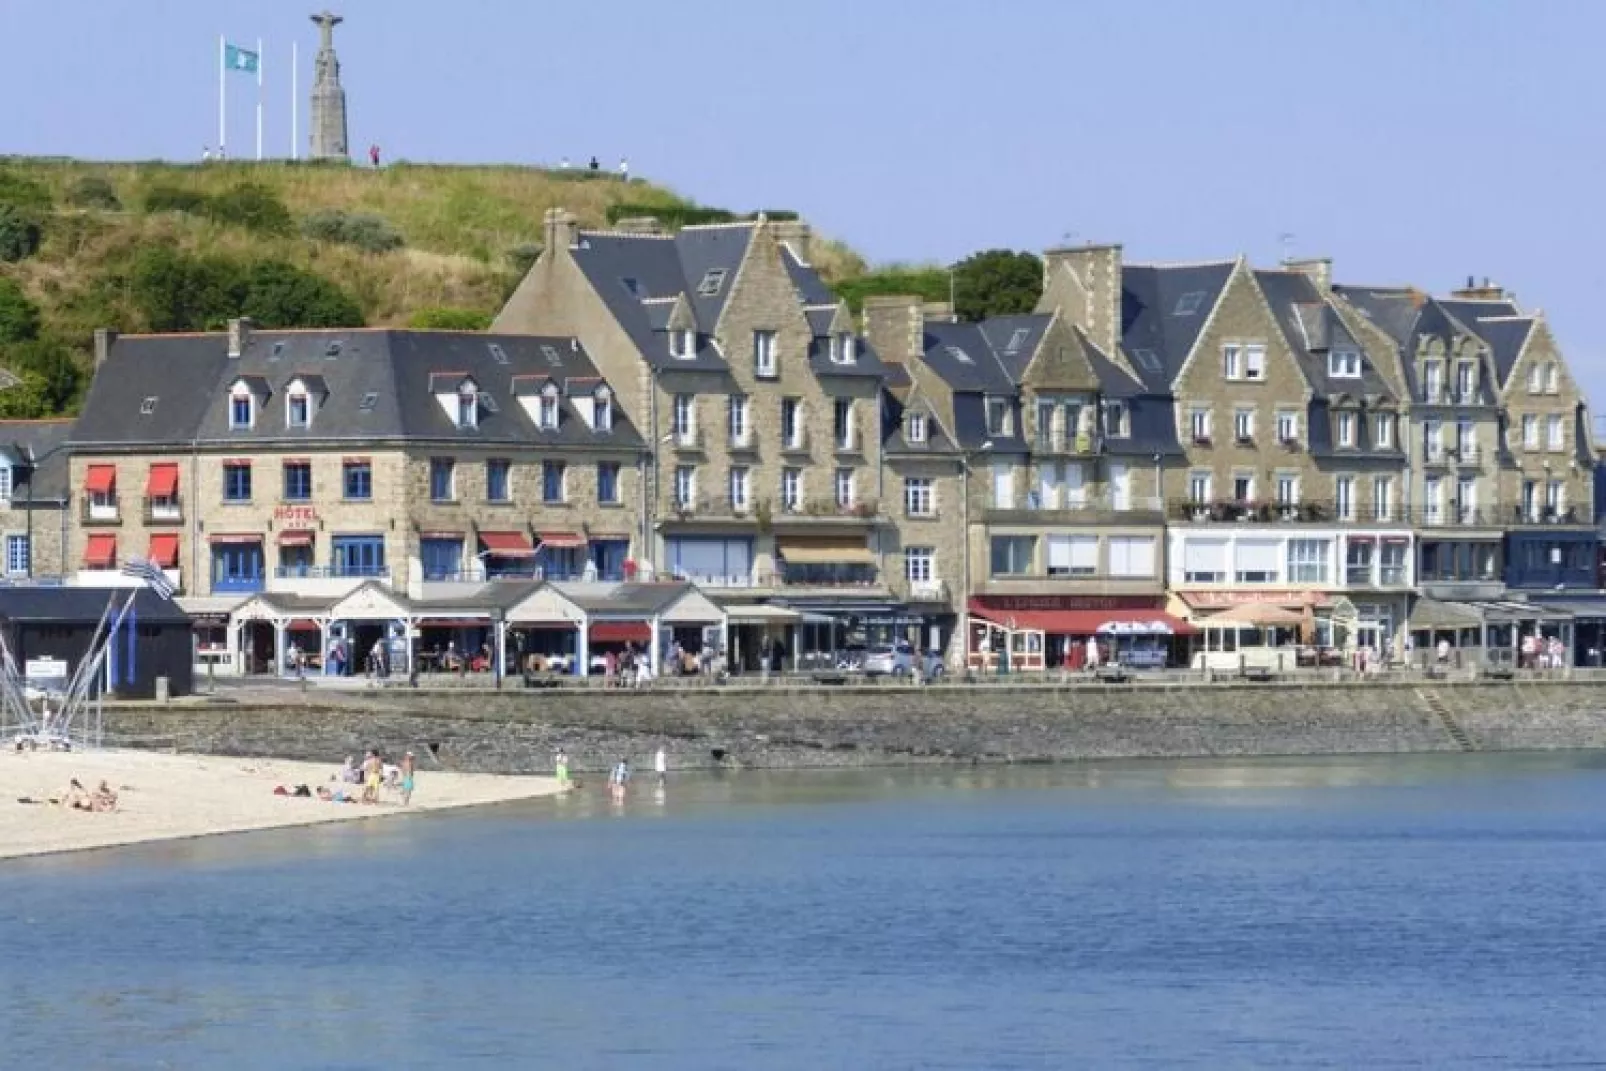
[308,11,349,160]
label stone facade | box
[1499,316,1591,521]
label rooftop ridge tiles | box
[577,228,676,241]
[1123,257,1238,269]
[678,221,759,232]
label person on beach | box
[58,778,90,810]
[400,751,416,806]
[609,757,630,800]
[338,755,360,784]
[554,748,571,789]
[361,750,382,804]
[93,781,119,812]
[654,746,667,784]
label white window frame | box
[1108,535,1156,579]
[1104,400,1129,438]
[1275,472,1299,508]
[673,465,696,508]
[1546,414,1564,451]
[1286,538,1330,584]
[1423,360,1443,402]
[1189,407,1211,443]
[1455,360,1476,402]
[1222,343,1241,380]
[673,395,696,444]
[1328,350,1361,379]
[457,390,478,429]
[753,330,778,378]
[1544,362,1559,394]
[1233,408,1254,443]
[0,466,11,504]
[1244,344,1266,382]
[538,391,559,430]
[1528,364,1543,394]
[1456,476,1477,524]
[907,412,927,444]
[830,333,857,366]
[1374,413,1394,450]
[728,395,750,448]
[1275,410,1298,444]
[904,546,935,584]
[729,466,750,511]
[1335,475,1355,521]
[1522,414,1538,449]
[670,329,696,360]
[1187,471,1212,505]
[594,390,612,431]
[780,398,802,449]
[229,387,255,429]
[1425,419,1445,461]
[834,467,855,509]
[5,533,29,576]
[286,390,311,428]
[834,399,856,451]
[1338,412,1355,448]
[1424,475,1444,525]
[904,476,935,517]
[1373,476,1393,521]
[1232,472,1255,503]
[781,468,802,512]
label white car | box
[862,642,914,677]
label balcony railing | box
[660,568,885,591]
[1509,505,1587,527]
[669,495,881,522]
[906,579,950,602]
[80,497,121,525]
[1034,431,1100,456]
[273,565,393,580]
[1167,499,1578,528]
[420,566,625,584]
[143,495,184,525]
[670,426,705,451]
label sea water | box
[3,753,1606,1069]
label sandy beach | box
[0,748,561,861]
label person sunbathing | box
[92,781,118,813]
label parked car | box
[863,642,914,677]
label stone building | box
[0,419,72,581]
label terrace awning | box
[147,533,179,568]
[276,529,314,546]
[145,463,179,497]
[84,465,116,493]
[84,533,117,568]
[776,537,873,565]
[590,621,651,643]
[479,531,536,557]
[967,601,1196,636]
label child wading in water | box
[400,751,416,805]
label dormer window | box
[229,388,254,429]
[1328,350,1361,379]
[457,389,478,429]
[670,329,696,359]
[594,387,612,431]
[539,385,559,430]
[287,392,310,428]
[907,412,928,444]
[985,397,1012,437]
[830,333,856,365]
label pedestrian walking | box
[400,751,416,805]
[369,143,381,167]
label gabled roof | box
[918,320,1015,393]
[1119,261,1236,391]
[881,386,960,457]
[1438,298,1529,384]
[674,224,755,329]
[285,373,329,395]
[0,418,72,502]
[978,315,1053,381]
[1256,270,1397,401]
[569,233,728,371]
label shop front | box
[965,595,1193,672]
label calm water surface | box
[4,753,1606,1069]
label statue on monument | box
[311,10,343,50]
[307,9,349,160]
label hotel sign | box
[973,594,1162,612]
[1176,590,1330,607]
[273,505,318,528]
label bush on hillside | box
[603,201,739,228]
[0,205,43,262]
[1,337,82,411]
[0,170,52,211]
[206,182,292,235]
[0,276,42,343]
[241,260,363,328]
[301,208,405,253]
[407,307,492,331]
[952,249,1043,321]
[129,246,363,332]
[142,184,210,215]
[0,372,54,419]
[831,265,951,315]
[67,175,122,210]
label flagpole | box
[218,34,226,157]
[291,40,299,160]
[256,37,264,161]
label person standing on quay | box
[400,751,416,806]
[654,746,667,784]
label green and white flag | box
[224,42,259,74]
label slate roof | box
[559,580,699,617]
[0,585,190,624]
[918,321,1015,393]
[70,329,645,451]
[0,418,73,502]
[1334,286,1511,402]
[1438,298,1529,384]
[880,390,961,457]
[1119,261,1236,391]
[978,315,1053,381]
[1256,270,1397,400]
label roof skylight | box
[1004,328,1031,355]
[140,396,158,415]
[1132,348,1162,373]
[540,345,563,367]
[1173,291,1206,316]
[945,345,974,365]
[488,343,509,365]
[696,269,727,296]
[358,391,378,411]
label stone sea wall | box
[98,680,1606,775]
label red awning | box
[590,621,651,643]
[147,533,179,567]
[538,531,588,549]
[276,529,314,546]
[967,601,1197,637]
[208,533,263,544]
[479,531,536,557]
[286,619,321,632]
[417,617,492,628]
[84,465,116,494]
[145,463,179,497]
[84,533,117,568]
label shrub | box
[2,337,81,411]
[0,205,42,262]
[239,260,363,328]
[831,265,951,314]
[0,170,52,211]
[68,175,122,210]
[603,201,738,228]
[128,247,363,332]
[206,182,292,235]
[142,184,210,215]
[407,307,492,331]
[301,208,404,253]
[506,242,542,278]
[0,276,42,343]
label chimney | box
[863,295,925,365]
[226,317,252,358]
[922,301,955,323]
[1282,257,1332,292]
[1038,243,1122,356]
[769,219,812,265]
[1450,275,1506,301]
[93,327,117,366]
[614,216,662,235]
[543,207,580,252]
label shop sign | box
[974,595,1160,612]
[274,505,318,528]
[1178,590,1330,608]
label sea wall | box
[98,679,1606,775]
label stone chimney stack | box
[769,219,812,265]
[1283,257,1333,292]
[1038,243,1122,357]
[613,216,663,235]
[1450,275,1507,301]
[863,295,926,366]
[543,207,580,252]
[93,327,117,367]
[227,317,253,358]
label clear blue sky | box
[5,0,1603,403]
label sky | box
[5,0,1604,403]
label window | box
[359,391,378,411]
[1234,539,1280,584]
[1329,350,1361,378]
[673,395,696,444]
[1174,291,1205,315]
[904,546,934,584]
[1182,538,1227,584]
[537,391,559,430]
[1424,476,1444,524]
[1380,541,1408,586]
[287,392,309,428]
[1287,539,1330,584]
[597,462,620,504]
[1528,363,1543,394]
[781,398,802,449]
[0,466,10,504]
[1373,476,1393,521]
[1222,344,1241,380]
[1521,479,1538,521]
[456,390,477,429]
[990,535,1036,576]
[1547,414,1564,450]
[1375,413,1394,450]
[985,397,1011,437]
[1546,480,1565,516]
[834,399,855,451]
[1275,473,1299,507]
[1046,535,1097,577]
[904,477,934,517]
[1108,536,1155,578]
[753,330,778,377]
[342,460,371,501]
[696,269,726,296]
[830,333,856,365]
[1104,400,1129,438]
[991,462,1014,509]
[729,467,750,511]
[1345,539,1374,586]
[1276,410,1298,444]
[1244,345,1266,381]
[332,535,386,578]
[1422,360,1443,402]
[1425,419,1445,461]
[1232,473,1254,502]
[223,462,252,503]
[728,395,750,447]
[666,537,751,585]
[1544,362,1559,394]
[430,458,454,502]
[1455,418,1475,460]
[1337,411,1355,447]
[1456,476,1476,523]
[669,329,695,359]
[1522,414,1539,449]
[674,465,696,508]
[781,468,802,512]
[229,391,253,429]
[140,396,158,415]
[1187,471,1212,504]
[282,461,312,502]
[1456,361,1476,402]
[542,460,567,503]
[421,537,463,581]
[486,459,511,502]
[834,467,854,509]
[5,534,29,576]
[1335,475,1355,521]
[1189,407,1211,443]
[907,412,928,444]
[1233,408,1254,443]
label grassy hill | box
[0,157,870,416]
